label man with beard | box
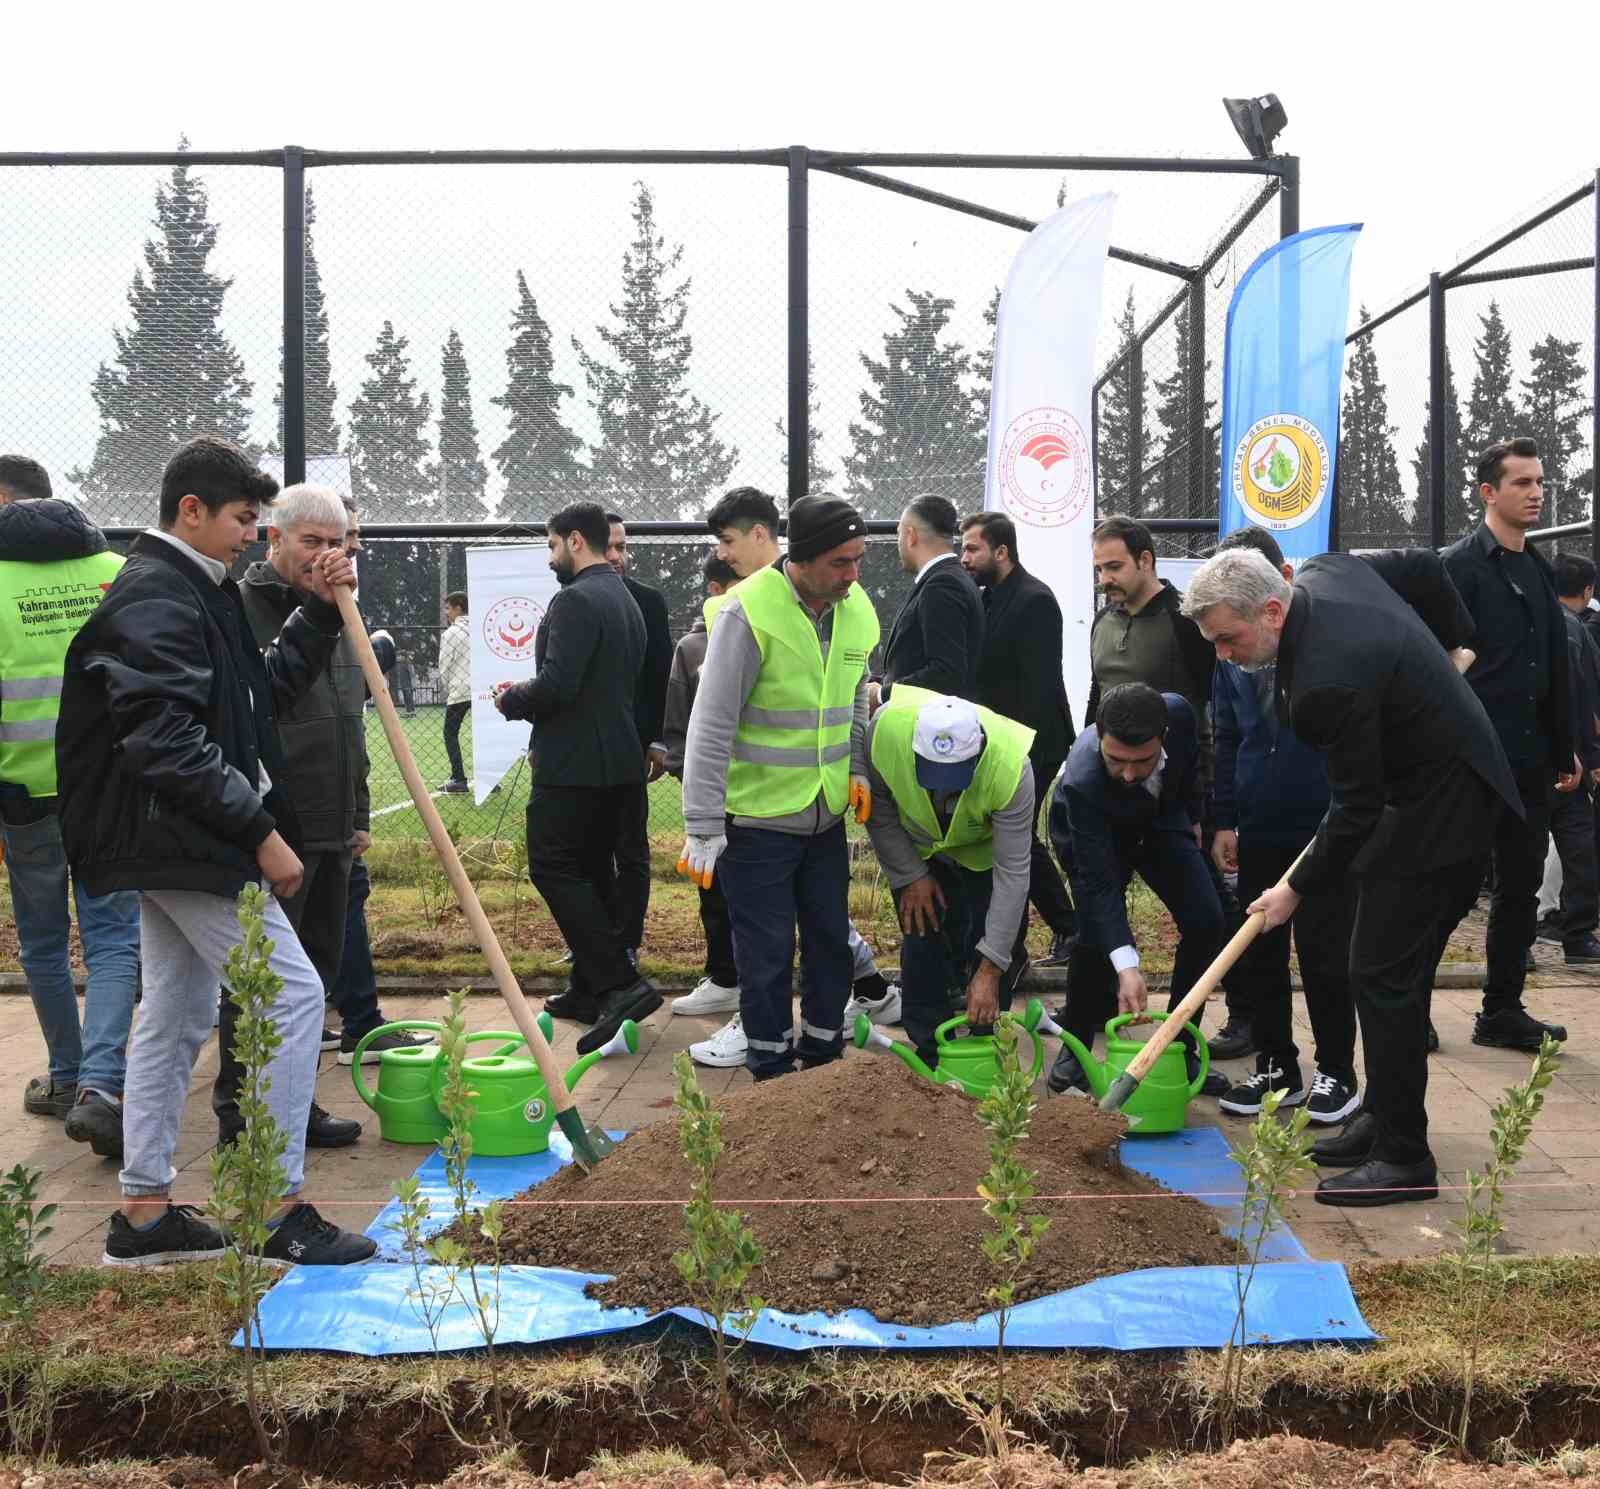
[495,502,661,1054]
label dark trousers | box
[1484,766,1552,1013]
[1235,833,1356,1083]
[612,776,650,953]
[397,681,415,712]
[1354,856,1486,1163]
[720,820,852,1080]
[698,878,738,988]
[214,847,352,1130]
[527,785,642,1005]
[1061,828,1223,1058]
[1549,783,1599,945]
[330,855,384,1038]
[443,701,469,782]
[1027,759,1077,938]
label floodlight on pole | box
[1222,95,1288,160]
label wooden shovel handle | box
[331,585,575,1115]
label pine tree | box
[492,270,585,519]
[972,286,1001,424]
[1148,304,1216,523]
[1520,333,1594,519]
[72,148,255,521]
[843,289,988,520]
[273,184,339,457]
[1339,310,1407,546]
[1411,347,1468,540]
[776,353,835,492]
[573,182,736,519]
[436,330,488,525]
[1097,288,1152,513]
[1462,301,1519,485]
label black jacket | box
[1561,607,1600,773]
[1278,550,1520,898]
[239,561,371,852]
[499,562,646,787]
[56,533,342,899]
[624,573,672,750]
[880,555,984,703]
[974,562,1075,767]
[1442,524,1574,775]
[1048,693,1202,952]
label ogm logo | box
[996,407,1091,529]
[483,596,545,662]
[1232,414,1329,530]
[523,1097,546,1124]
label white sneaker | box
[671,978,741,1016]
[843,983,902,1026]
[689,1015,747,1068]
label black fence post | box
[1277,155,1300,239]
[1428,271,1447,549]
[1185,274,1207,523]
[787,145,810,505]
[282,145,307,487]
[1593,168,1599,564]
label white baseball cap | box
[913,697,984,791]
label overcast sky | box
[5,0,1596,514]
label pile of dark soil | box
[455,1053,1235,1322]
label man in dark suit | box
[1183,546,1522,1206]
[496,502,661,1054]
[1047,684,1223,1095]
[1442,438,1579,1051]
[1544,553,1600,964]
[872,494,984,708]
[960,510,1077,965]
[604,513,674,955]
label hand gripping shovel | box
[332,585,616,1171]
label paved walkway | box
[7,925,1598,1268]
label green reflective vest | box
[725,565,879,819]
[868,683,1035,872]
[0,550,124,797]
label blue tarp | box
[246,1125,1373,1355]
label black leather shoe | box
[1314,1156,1438,1207]
[1206,1020,1256,1061]
[1426,1020,1440,1053]
[306,1103,362,1148]
[543,989,600,1023]
[1473,1007,1567,1052]
[1197,1070,1229,1098]
[1311,1108,1379,1167]
[1046,1047,1090,1095]
[1565,935,1600,966]
[1036,933,1077,968]
[576,978,662,1056]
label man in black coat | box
[1442,438,1579,1051]
[605,514,673,954]
[1543,552,1600,964]
[497,502,661,1054]
[960,510,1077,964]
[1183,546,1521,1207]
[872,494,984,707]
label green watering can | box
[853,997,1049,1097]
[1045,1010,1210,1135]
[349,1013,556,1146]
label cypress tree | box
[1097,289,1151,514]
[1520,333,1593,520]
[1463,301,1520,486]
[492,270,585,519]
[1339,310,1407,546]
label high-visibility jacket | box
[0,551,123,797]
[868,683,1034,872]
[725,565,879,819]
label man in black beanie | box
[679,495,880,1079]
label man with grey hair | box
[1182,544,1518,1207]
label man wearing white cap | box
[862,687,1035,1067]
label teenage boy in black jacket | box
[56,436,376,1268]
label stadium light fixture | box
[1222,95,1288,160]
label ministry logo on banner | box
[482,595,544,661]
[995,407,1092,530]
[1230,413,1330,531]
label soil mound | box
[461,1053,1235,1322]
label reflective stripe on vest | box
[725,565,879,819]
[868,683,1035,873]
[0,551,123,797]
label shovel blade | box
[556,1107,618,1173]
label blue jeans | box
[2,809,140,1094]
[719,820,852,1080]
[330,856,384,1039]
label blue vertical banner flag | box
[1218,224,1361,561]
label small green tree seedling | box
[670,1051,764,1430]
[208,884,291,1465]
[1454,1033,1561,1457]
[1219,1086,1315,1442]
[974,1019,1050,1458]
[0,1163,56,1455]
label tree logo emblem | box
[995,407,1091,529]
[1233,414,1329,530]
[523,1097,546,1124]
[483,596,545,662]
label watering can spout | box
[1052,1026,1111,1102]
[852,1014,942,1085]
[563,1018,641,1092]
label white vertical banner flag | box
[466,545,560,803]
[984,192,1116,724]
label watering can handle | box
[1106,1014,1210,1095]
[349,1019,447,1111]
[334,585,576,1118]
[932,1011,1048,1085]
[1099,838,1311,1113]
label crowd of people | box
[0,428,1585,1267]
